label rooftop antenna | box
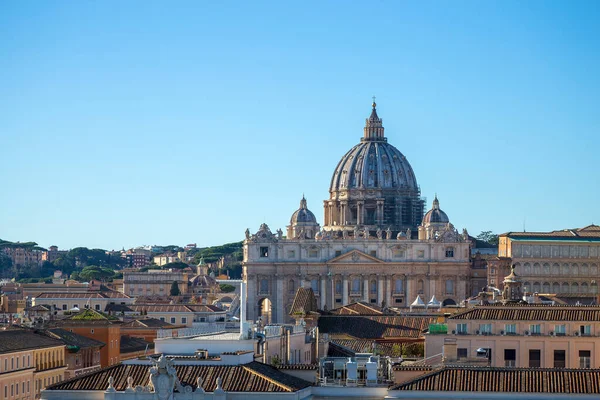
[523,217,526,232]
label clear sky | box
[1,1,599,250]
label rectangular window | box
[181,317,187,324]
[287,250,296,258]
[445,248,454,258]
[530,324,541,335]
[393,249,405,258]
[580,325,592,336]
[456,323,468,334]
[308,249,318,258]
[580,350,591,368]
[555,324,566,336]
[554,350,566,368]
[370,250,376,257]
[529,350,541,368]
[479,324,492,334]
[311,279,319,293]
[95,304,100,311]
[335,250,342,257]
[170,317,176,324]
[417,250,425,258]
[62,304,67,310]
[505,324,517,335]
[160,317,165,322]
[504,349,516,367]
[260,247,269,257]
[457,348,468,359]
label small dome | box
[423,195,449,224]
[290,196,317,224]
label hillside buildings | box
[122,269,190,297]
[243,103,472,323]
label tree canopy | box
[170,281,181,296]
[476,231,499,246]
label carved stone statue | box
[406,228,412,239]
[149,354,186,400]
[386,227,392,240]
[297,228,305,239]
[245,228,251,240]
[376,227,383,240]
[353,226,359,240]
[342,229,348,240]
[315,230,322,240]
[276,228,283,240]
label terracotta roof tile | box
[449,304,600,321]
[0,329,64,354]
[391,366,600,393]
[47,362,312,392]
[289,288,318,315]
[318,315,434,339]
[329,302,383,315]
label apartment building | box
[427,304,600,369]
[32,291,134,313]
[0,329,67,400]
[122,269,189,296]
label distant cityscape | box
[1,103,600,400]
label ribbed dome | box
[329,141,418,192]
[290,196,317,224]
[422,195,449,224]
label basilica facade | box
[243,102,471,323]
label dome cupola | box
[324,101,424,234]
[287,196,320,239]
[422,194,450,225]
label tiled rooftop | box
[501,224,600,240]
[35,291,131,299]
[121,318,174,328]
[391,366,600,394]
[328,302,383,315]
[47,361,312,392]
[0,329,65,354]
[318,315,434,339]
[44,328,105,349]
[289,287,318,315]
[449,304,600,321]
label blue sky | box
[1,1,599,250]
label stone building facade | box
[498,225,600,296]
[243,103,471,323]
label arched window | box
[571,264,579,276]
[581,282,588,294]
[543,263,550,275]
[370,280,377,293]
[395,278,404,294]
[532,282,541,293]
[533,263,541,275]
[523,282,531,293]
[561,282,570,293]
[562,264,569,275]
[591,264,598,276]
[542,282,550,293]
[514,263,522,274]
[335,280,342,294]
[571,282,579,294]
[523,263,531,275]
[552,263,560,276]
[288,279,295,293]
[445,280,454,295]
[259,279,269,294]
[552,282,560,293]
[592,282,598,294]
[351,278,360,293]
[581,264,589,276]
[417,279,424,294]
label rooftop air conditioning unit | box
[475,330,481,335]
[500,330,505,336]
[574,331,581,337]
[451,330,457,335]
[524,330,530,336]
[549,331,555,337]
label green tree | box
[170,281,181,296]
[79,265,115,282]
[219,284,236,293]
[476,231,499,246]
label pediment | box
[327,249,384,264]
